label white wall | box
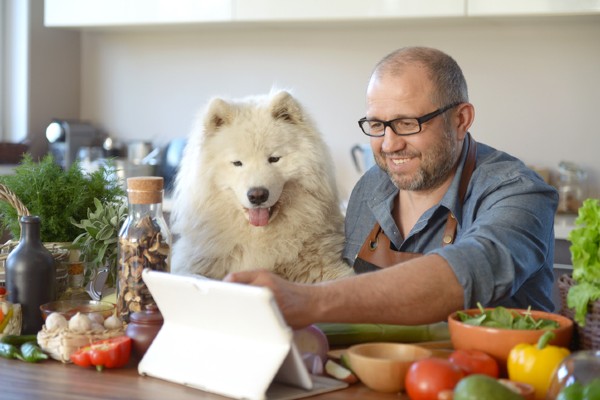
[79,17,600,201]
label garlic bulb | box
[103,315,123,330]
[90,322,105,333]
[87,313,105,325]
[68,312,93,333]
[45,312,68,332]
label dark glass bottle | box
[6,216,57,334]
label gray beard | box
[376,128,461,191]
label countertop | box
[554,214,577,241]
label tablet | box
[138,269,347,400]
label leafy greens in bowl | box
[456,303,560,330]
[448,305,573,369]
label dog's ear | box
[204,98,234,134]
[270,91,304,125]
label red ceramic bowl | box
[448,308,573,371]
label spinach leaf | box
[458,303,559,330]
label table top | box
[0,356,403,400]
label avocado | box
[453,374,525,400]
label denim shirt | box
[343,137,559,311]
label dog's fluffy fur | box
[170,90,354,283]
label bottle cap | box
[127,177,164,204]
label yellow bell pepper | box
[507,331,570,400]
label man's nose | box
[380,126,407,153]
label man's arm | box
[225,253,463,329]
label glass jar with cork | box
[116,177,171,322]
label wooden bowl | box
[448,308,573,371]
[346,342,432,393]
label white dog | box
[170,90,354,283]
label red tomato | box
[405,357,465,400]
[448,349,499,378]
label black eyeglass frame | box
[358,102,461,137]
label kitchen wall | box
[76,16,600,202]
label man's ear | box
[455,102,475,140]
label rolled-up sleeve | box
[431,162,558,311]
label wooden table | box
[0,356,403,400]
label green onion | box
[316,321,450,347]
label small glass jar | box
[556,161,587,214]
[546,350,600,399]
[59,260,90,300]
[0,289,21,335]
[116,177,171,322]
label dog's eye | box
[268,157,280,164]
[232,161,243,167]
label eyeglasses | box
[358,103,460,137]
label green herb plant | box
[70,198,128,287]
[0,154,124,243]
[457,303,560,330]
[567,198,600,326]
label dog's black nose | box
[247,187,269,205]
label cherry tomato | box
[448,349,500,378]
[405,357,465,400]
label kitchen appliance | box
[46,120,104,169]
[351,143,375,173]
[159,138,187,194]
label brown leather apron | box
[354,134,477,273]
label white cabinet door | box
[44,0,233,27]
[235,0,465,21]
[468,0,600,16]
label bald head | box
[370,47,469,107]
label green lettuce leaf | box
[567,282,600,325]
[567,198,600,326]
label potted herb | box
[566,198,600,327]
[0,154,124,243]
[70,198,128,288]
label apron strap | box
[441,132,477,245]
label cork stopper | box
[127,177,164,204]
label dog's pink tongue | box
[249,208,269,227]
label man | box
[225,47,558,329]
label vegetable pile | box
[567,198,600,325]
[456,303,560,330]
[43,311,123,334]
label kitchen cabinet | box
[235,0,464,21]
[467,0,600,16]
[44,0,233,27]
[44,0,600,29]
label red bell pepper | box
[70,336,132,371]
